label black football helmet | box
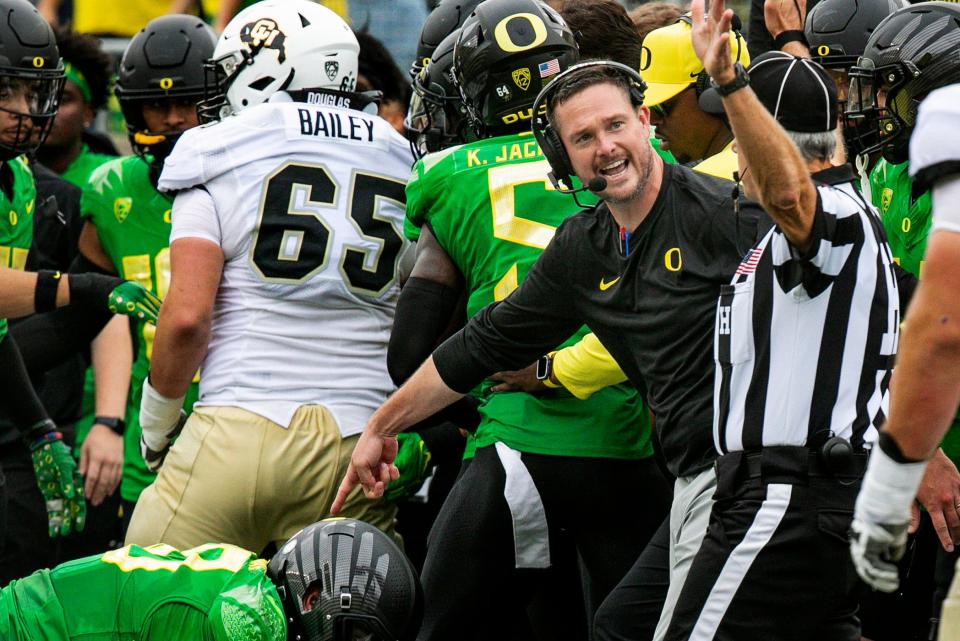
[411,0,486,79]
[845,2,960,164]
[0,0,65,161]
[805,0,907,70]
[406,30,474,157]
[805,0,907,157]
[115,15,216,176]
[268,519,422,641]
[452,0,578,138]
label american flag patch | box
[539,59,560,78]
[735,248,763,275]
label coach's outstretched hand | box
[109,281,162,325]
[332,430,400,513]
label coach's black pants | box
[664,447,864,641]
[417,444,672,641]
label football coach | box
[335,0,897,637]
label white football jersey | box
[159,99,414,435]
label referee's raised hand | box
[690,0,736,86]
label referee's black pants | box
[663,447,864,641]
[417,443,672,641]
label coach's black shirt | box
[434,162,769,477]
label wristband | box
[856,438,928,525]
[34,270,62,313]
[773,30,808,51]
[140,377,186,450]
[711,63,750,97]
[94,415,126,436]
[28,428,62,451]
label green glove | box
[108,281,162,325]
[385,433,433,502]
[26,426,86,538]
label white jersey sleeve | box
[909,84,960,192]
[158,102,415,435]
[170,187,221,245]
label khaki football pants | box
[941,558,960,640]
[125,405,397,552]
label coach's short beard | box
[605,144,654,205]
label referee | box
[661,43,899,639]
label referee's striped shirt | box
[713,165,900,453]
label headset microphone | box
[588,176,608,192]
[547,173,608,207]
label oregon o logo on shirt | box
[494,13,548,53]
[664,247,682,272]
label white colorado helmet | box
[201,0,360,121]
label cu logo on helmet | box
[240,18,287,63]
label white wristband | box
[855,443,928,526]
[140,377,186,451]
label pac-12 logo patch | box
[113,197,132,224]
[512,67,531,91]
[325,60,340,81]
[240,18,287,63]
[880,188,893,214]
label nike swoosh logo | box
[599,276,620,291]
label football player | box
[0,518,422,641]
[846,5,960,639]
[379,1,670,638]
[124,0,414,552]
[72,15,216,527]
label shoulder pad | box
[910,85,960,192]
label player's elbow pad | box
[388,277,460,386]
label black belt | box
[716,446,868,485]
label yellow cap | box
[641,18,750,107]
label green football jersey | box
[406,132,653,460]
[0,543,285,641]
[81,155,199,502]
[60,143,114,189]
[871,158,932,277]
[871,158,960,461]
[0,157,37,368]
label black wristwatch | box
[94,416,126,436]
[535,353,554,382]
[711,63,750,97]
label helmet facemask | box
[0,69,65,160]
[845,56,918,163]
[404,63,472,157]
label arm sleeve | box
[552,332,628,400]
[10,253,117,375]
[169,187,221,245]
[141,603,216,641]
[387,277,461,386]
[0,332,49,439]
[432,228,582,393]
